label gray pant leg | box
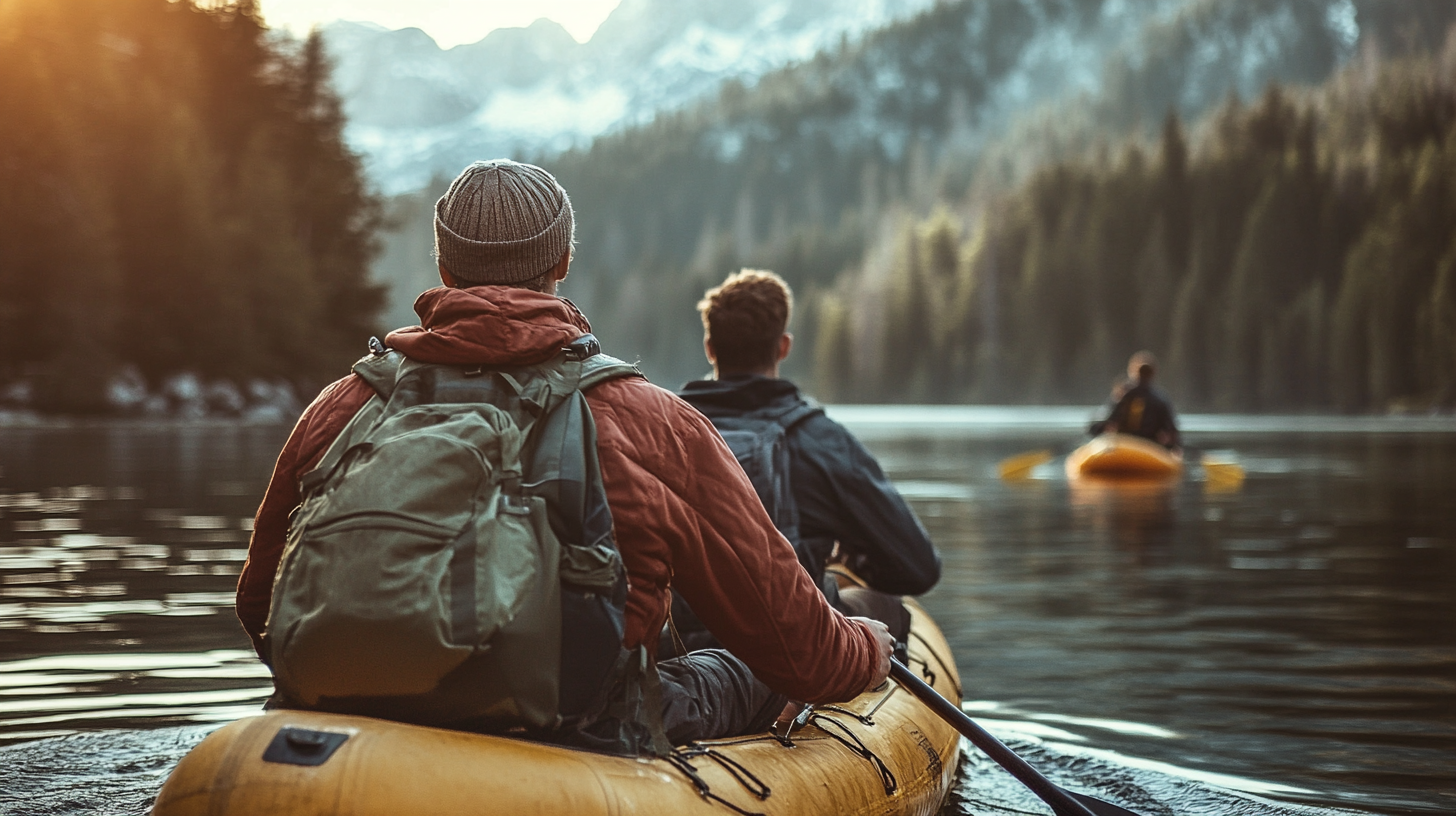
[657,650,787,745]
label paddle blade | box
[999,449,1054,480]
[1202,458,1245,486]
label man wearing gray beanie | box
[433,159,576,290]
[238,160,893,753]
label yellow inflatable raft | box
[153,599,962,816]
[1066,433,1182,480]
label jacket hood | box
[678,375,801,413]
[384,285,590,366]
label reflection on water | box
[867,424,1455,816]
[1067,477,1179,553]
[0,650,268,743]
[0,417,1453,815]
[0,423,282,756]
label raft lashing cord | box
[781,684,901,795]
[909,629,960,697]
[665,677,907,813]
[666,745,771,816]
[806,711,898,795]
[662,626,951,813]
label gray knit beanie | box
[433,159,575,284]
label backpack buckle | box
[498,476,532,515]
[563,334,601,361]
[498,494,532,516]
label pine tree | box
[1159,111,1192,278]
[0,0,383,411]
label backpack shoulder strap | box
[769,396,824,433]
[299,342,400,495]
[298,392,385,495]
[578,353,642,391]
[352,343,404,400]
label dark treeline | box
[538,0,1117,383]
[354,0,1452,402]
[518,0,1452,391]
[819,49,1456,411]
[0,0,380,412]
[8,0,1452,413]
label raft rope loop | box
[666,744,772,816]
[909,629,962,698]
[771,688,902,795]
[660,630,957,810]
[813,703,876,727]
[805,712,898,796]
[907,653,936,685]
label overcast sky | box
[255,0,623,48]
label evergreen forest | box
[0,0,380,413]
[818,53,1456,411]
[5,0,1455,415]
[523,0,1456,412]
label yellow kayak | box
[153,599,962,816]
[1066,433,1182,480]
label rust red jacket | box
[236,286,879,704]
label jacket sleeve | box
[794,418,941,596]
[588,378,880,704]
[235,375,375,656]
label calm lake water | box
[0,409,1452,816]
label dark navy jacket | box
[1106,382,1180,448]
[677,375,941,597]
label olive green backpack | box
[264,335,664,752]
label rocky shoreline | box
[0,371,303,426]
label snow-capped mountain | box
[325,0,937,194]
[354,0,1438,387]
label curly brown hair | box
[698,269,793,373]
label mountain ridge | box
[324,0,937,193]
[358,0,1456,390]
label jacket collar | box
[383,285,590,367]
[678,374,801,412]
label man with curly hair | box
[673,269,941,652]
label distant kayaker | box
[236,160,893,750]
[674,270,941,652]
[1094,351,1181,449]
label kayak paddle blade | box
[1202,458,1245,486]
[998,449,1054,480]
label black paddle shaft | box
[890,659,1143,816]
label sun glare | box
[256,0,623,48]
